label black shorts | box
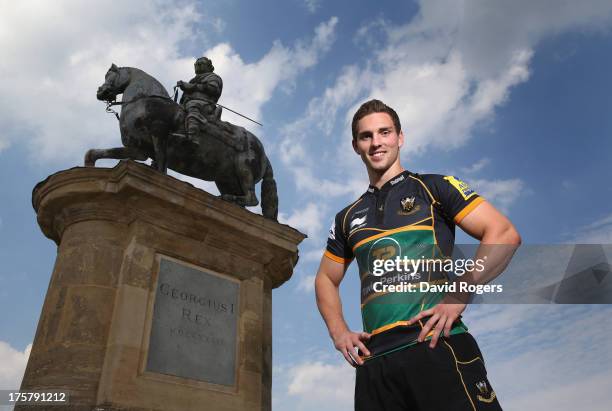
[355,333,502,411]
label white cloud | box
[302,248,326,263]
[295,274,316,293]
[211,17,226,34]
[272,306,612,410]
[569,212,612,243]
[470,178,524,212]
[359,47,532,157]
[278,202,325,239]
[286,361,354,407]
[460,157,491,174]
[0,138,10,153]
[463,304,538,336]
[0,1,337,166]
[290,166,366,200]
[273,357,357,411]
[0,0,202,164]
[278,65,372,199]
[504,371,612,411]
[0,341,31,389]
[278,0,612,204]
[354,17,389,50]
[167,170,220,195]
[463,305,612,409]
[280,65,368,164]
[204,17,338,128]
[304,0,321,14]
[392,0,612,82]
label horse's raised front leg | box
[84,147,148,167]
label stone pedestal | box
[18,161,305,411]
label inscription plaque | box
[146,257,239,386]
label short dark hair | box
[351,99,401,139]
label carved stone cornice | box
[33,160,305,288]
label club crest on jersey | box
[476,381,488,394]
[398,196,420,215]
[475,380,496,403]
[350,215,367,231]
[444,176,476,200]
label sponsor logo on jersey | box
[444,176,476,200]
[350,215,367,230]
[389,174,405,186]
[354,207,369,215]
[367,237,401,277]
[328,222,336,240]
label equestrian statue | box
[85,58,278,220]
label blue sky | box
[1,0,612,410]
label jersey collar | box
[367,170,412,194]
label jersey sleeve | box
[428,175,485,224]
[324,211,354,264]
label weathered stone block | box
[19,161,305,411]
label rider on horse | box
[89,62,277,219]
[177,57,223,139]
[176,57,245,151]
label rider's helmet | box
[195,57,214,74]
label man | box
[315,99,521,410]
[177,56,223,140]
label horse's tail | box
[261,156,278,221]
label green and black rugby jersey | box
[325,170,484,358]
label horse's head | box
[97,63,129,101]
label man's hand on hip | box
[332,329,371,367]
[407,300,466,349]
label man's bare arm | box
[409,200,521,347]
[315,256,371,366]
[460,200,521,244]
[454,200,522,287]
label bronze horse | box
[86,64,278,220]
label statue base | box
[17,161,304,411]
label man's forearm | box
[315,274,350,338]
[315,269,372,366]
[450,226,521,302]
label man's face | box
[352,112,404,174]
